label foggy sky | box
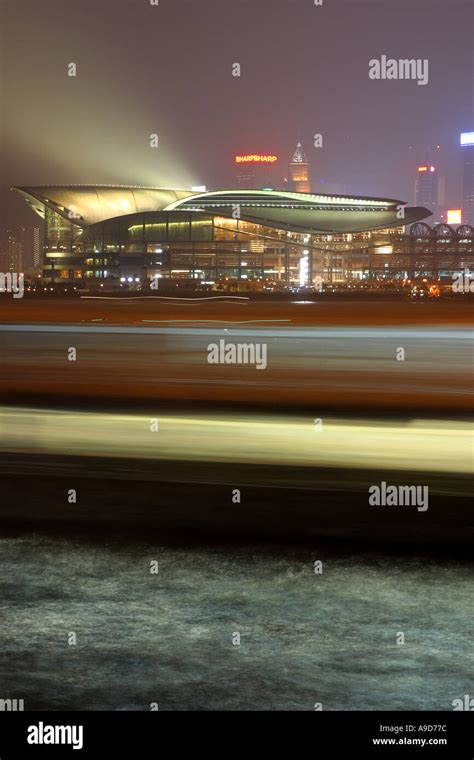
[2,0,473,228]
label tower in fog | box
[414,165,438,209]
[288,142,311,193]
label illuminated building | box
[235,154,279,189]
[446,209,462,225]
[33,227,41,267]
[5,227,25,272]
[12,184,473,287]
[414,165,438,209]
[288,143,310,193]
[461,132,474,224]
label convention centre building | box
[12,185,474,288]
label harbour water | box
[0,535,471,711]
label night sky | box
[2,0,473,228]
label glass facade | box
[41,209,474,288]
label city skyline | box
[1,0,473,732]
[3,133,472,274]
[2,0,473,231]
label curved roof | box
[12,185,432,234]
[164,189,431,233]
[11,185,195,227]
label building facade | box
[12,184,473,288]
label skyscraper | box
[414,165,438,210]
[234,153,279,189]
[6,227,25,272]
[461,132,474,225]
[288,142,310,193]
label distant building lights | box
[460,132,474,147]
[299,255,309,287]
[447,209,462,225]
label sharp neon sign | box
[235,154,278,163]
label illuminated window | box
[168,218,190,241]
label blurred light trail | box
[1,408,472,476]
[80,295,250,301]
[140,319,292,324]
[1,323,472,410]
[0,324,471,338]
[1,299,472,328]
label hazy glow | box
[447,209,462,224]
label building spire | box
[291,142,307,164]
[289,142,311,192]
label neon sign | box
[235,154,278,163]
